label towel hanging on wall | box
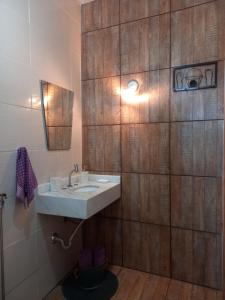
[16,147,38,208]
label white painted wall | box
[0,0,82,299]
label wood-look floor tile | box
[111,268,148,300]
[167,280,193,300]
[140,274,170,300]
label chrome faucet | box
[68,164,79,187]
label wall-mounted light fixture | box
[120,79,148,104]
[127,80,139,94]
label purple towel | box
[94,247,106,267]
[16,147,38,208]
[79,249,92,270]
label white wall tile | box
[0,151,17,197]
[0,104,45,152]
[0,0,82,298]
[3,197,41,248]
[0,3,30,64]
[4,234,39,293]
[0,0,29,20]
[54,0,81,23]
[0,58,40,108]
[6,273,39,300]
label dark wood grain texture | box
[121,70,170,123]
[122,173,170,225]
[83,217,122,265]
[167,279,222,300]
[171,228,222,289]
[82,26,120,80]
[171,121,224,176]
[120,0,170,23]
[171,0,212,11]
[81,0,119,32]
[171,2,218,66]
[82,77,120,125]
[122,124,169,174]
[218,0,225,61]
[171,176,222,233]
[81,0,224,290]
[121,14,170,74]
[123,221,171,276]
[83,125,121,172]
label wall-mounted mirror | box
[40,81,74,150]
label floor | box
[45,266,223,300]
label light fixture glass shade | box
[127,80,139,93]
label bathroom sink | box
[36,174,120,219]
[74,185,99,193]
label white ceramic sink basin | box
[74,185,99,193]
[36,174,121,219]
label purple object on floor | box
[94,246,106,267]
[79,249,92,270]
[16,147,38,208]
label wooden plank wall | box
[81,0,225,290]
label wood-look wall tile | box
[83,217,122,265]
[123,221,171,276]
[171,2,218,67]
[83,125,121,172]
[171,0,212,11]
[171,228,222,289]
[122,173,170,225]
[171,176,222,233]
[167,280,193,300]
[82,77,120,125]
[171,121,224,176]
[121,14,170,74]
[81,0,119,32]
[171,62,224,121]
[81,1,101,32]
[120,0,170,23]
[122,124,169,174]
[121,70,170,123]
[219,0,225,61]
[82,26,120,80]
[102,199,122,219]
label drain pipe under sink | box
[51,219,85,250]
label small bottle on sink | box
[79,166,89,184]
